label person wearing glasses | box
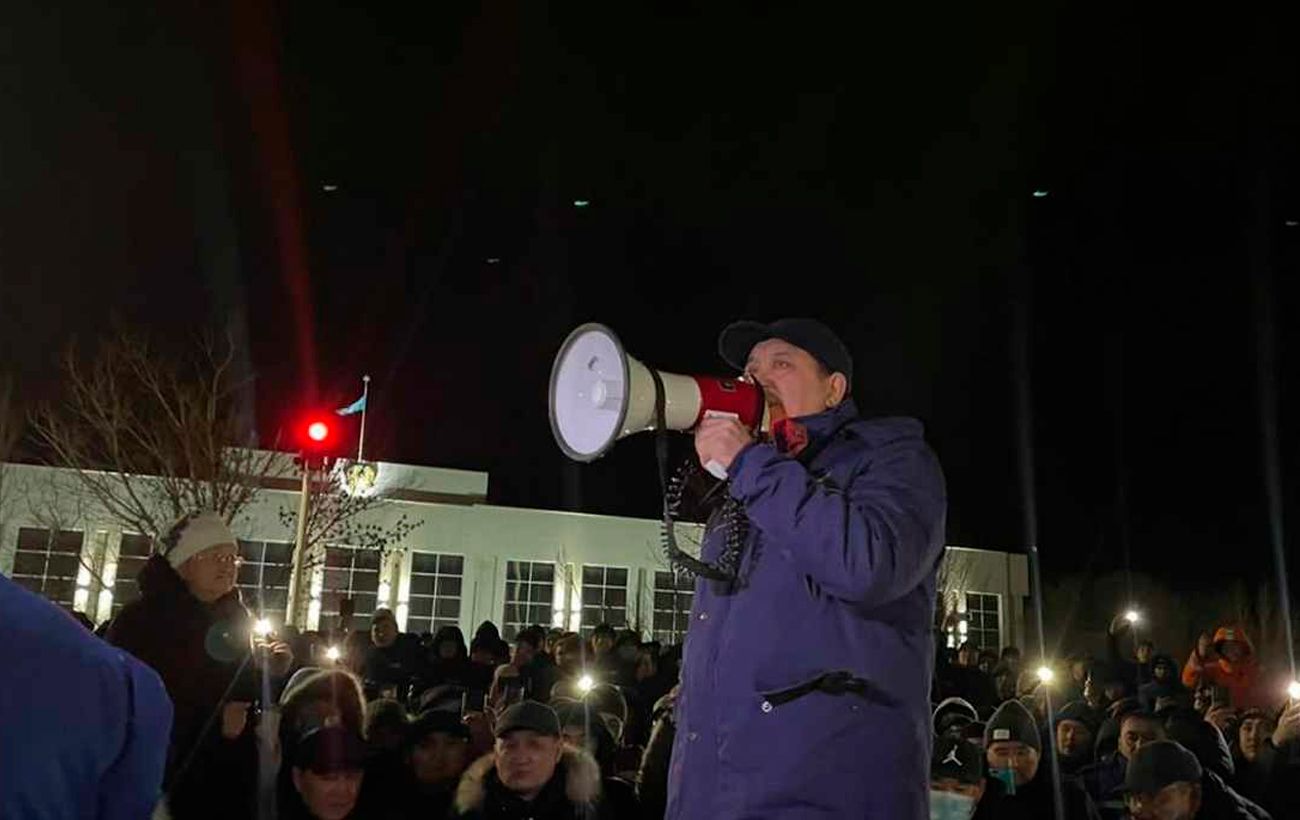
[107,510,293,819]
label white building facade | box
[0,458,1029,649]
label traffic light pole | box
[286,460,313,627]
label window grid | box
[652,569,695,645]
[963,591,1002,652]
[112,533,154,615]
[12,527,83,609]
[503,560,555,641]
[579,564,629,636]
[237,540,294,623]
[407,552,464,636]
[319,546,382,630]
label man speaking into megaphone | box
[667,318,947,820]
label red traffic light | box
[307,421,330,442]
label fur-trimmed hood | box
[453,744,601,815]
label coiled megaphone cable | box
[650,368,747,583]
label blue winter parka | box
[667,398,947,819]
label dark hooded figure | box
[1139,654,1189,712]
[421,625,492,698]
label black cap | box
[494,701,561,738]
[409,709,471,743]
[1124,740,1202,795]
[931,736,984,785]
[984,700,1041,753]
[292,726,367,773]
[718,319,854,385]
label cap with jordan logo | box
[931,735,984,785]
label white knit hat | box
[162,511,236,568]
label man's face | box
[930,776,985,817]
[292,768,363,820]
[1137,644,1154,664]
[513,641,537,668]
[1104,682,1127,703]
[1071,661,1088,682]
[957,646,976,667]
[1153,662,1171,682]
[496,730,562,799]
[744,338,845,421]
[1125,782,1201,820]
[979,656,997,675]
[411,731,471,786]
[177,543,239,603]
[554,639,581,674]
[986,741,1040,786]
[1057,720,1094,760]
[438,640,459,660]
[635,652,656,682]
[371,614,398,648]
[1120,717,1165,762]
[1221,641,1246,664]
[1239,717,1272,763]
[592,633,615,656]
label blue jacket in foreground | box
[667,399,947,819]
[0,574,173,819]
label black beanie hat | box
[1054,700,1102,735]
[985,700,1042,753]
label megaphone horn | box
[548,323,767,463]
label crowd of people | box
[8,504,1300,819]
[931,612,1300,819]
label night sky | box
[5,2,1300,594]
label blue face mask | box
[930,789,977,820]
[990,766,1017,795]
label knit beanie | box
[162,511,236,568]
[1054,700,1102,735]
[984,699,1042,753]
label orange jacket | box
[1181,625,1269,709]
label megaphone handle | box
[648,367,671,496]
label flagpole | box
[357,375,370,462]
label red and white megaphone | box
[548,323,768,477]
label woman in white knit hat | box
[107,510,293,819]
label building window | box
[407,552,464,636]
[238,540,294,623]
[12,527,83,608]
[963,592,1002,651]
[112,533,154,615]
[652,570,694,645]
[580,565,628,635]
[320,546,382,630]
[503,560,555,641]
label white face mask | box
[930,789,978,820]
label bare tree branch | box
[30,328,290,538]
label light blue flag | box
[336,395,367,416]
